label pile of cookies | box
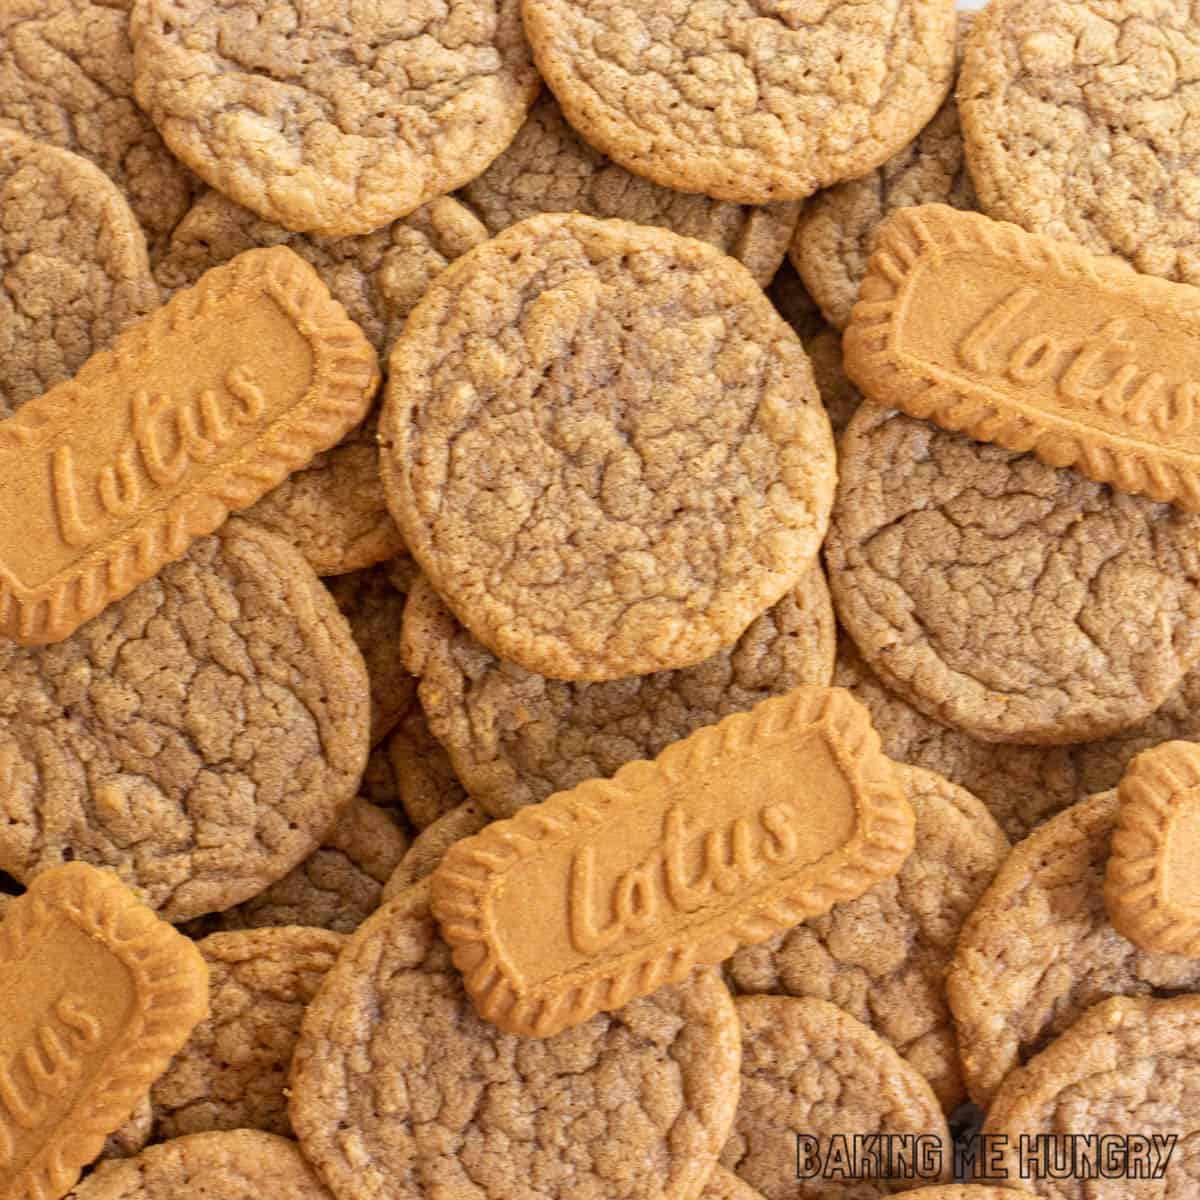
[0,0,1198,1198]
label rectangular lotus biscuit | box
[844,204,1200,511]
[430,687,915,1038]
[0,245,379,645]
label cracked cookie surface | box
[382,212,836,681]
[726,764,1008,1113]
[0,521,370,923]
[402,565,834,817]
[0,128,157,419]
[947,791,1200,1108]
[826,404,1200,745]
[130,0,539,235]
[959,0,1200,285]
[459,90,799,286]
[521,0,957,205]
[289,881,742,1200]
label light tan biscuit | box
[727,764,1008,1113]
[981,994,1200,1199]
[381,212,836,681]
[826,403,1200,745]
[959,0,1200,286]
[0,129,158,420]
[947,791,1200,1108]
[521,0,957,205]
[381,798,490,902]
[459,90,799,286]
[402,564,834,817]
[130,0,539,235]
[0,521,370,923]
[289,880,742,1200]
[386,705,470,830]
[720,996,951,1199]
[0,0,199,259]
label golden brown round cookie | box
[459,90,799,286]
[826,404,1200,746]
[959,0,1200,286]
[386,704,470,830]
[380,798,490,901]
[791,15,977,330]
[0,521,370,923]
[521,0,957,205]
[0,0,198,259]
[947,791,1200,1109]
[149,927,344,1140]
[129,0,538,236]
[0,128,158,419]
[982,994,1200,1199]
[727,764,1008,1113]
[289,881,742,1200]
[381,212,836,681]
[402,564,834,817]
[68,1130,334,1199]
[719,996,951,1199]
[325,562,414,747]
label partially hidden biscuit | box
[381,798,490,902]
[981,994,1200,1199]
[0,863,209,1199]
[846,204,1200,511]
[720,996,951,1200]
[0,521,370,923]
[459,91,799,286]
[402,564,835,818]
[899,1192,1031,1199]
[1105,741,1200,956]
[0,245,379,645]
[521,0,957,204]
[804,330,863,438]
[381,212,836,681]
[67,1130,335,1199]
[386,704,469,830]
[431,686,915,1037]
[769,262,826,344]
[947,791,1200,1108]
[826,403,1200,745]
[702,1168,768,1200]
[0,129,158,419]
[727,764,1009,1113]
[99,1096,152,1163]
[289,880,742,1200]
[129,0,539,235]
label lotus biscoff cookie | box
[401,564,835,818]
[0,521,370,923]
[521,0,957,205]
[381,212,836,681]
[0,863,209,1200]
[129,0,540,236]
[289,880,742,1200]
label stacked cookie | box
[0,1,1199,1199]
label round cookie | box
[289,880,742,1200]
[386,704,470,830]
[791,15,977,330]
[68,1130,334,1199]
[459,90,799,286]
[382,212,837,681]
[826,404,1200,746]
[0,128,158,418]
[0,0,198,259]
[402,563,834,817]
[726,764,1009,1113]
[958,0,1200,286]
[521,0,957,204]
[947,791,1200,1109]
[381,798,490,901]
[982,994,1200,1199]
[325,562,414,747]
[129,0,539,236]
[719,996,951,1199]
[0,521,370,923]
[189,798,409,935]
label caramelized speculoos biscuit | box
[431,686,914,1037]
[845,204,1200,511]
[0,863,208,1200]
[0,245,378,645]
